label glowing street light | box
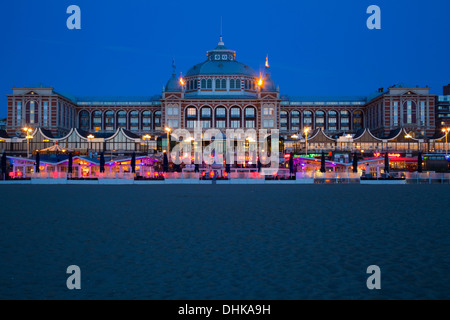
[304,127,310,156]
[165,127,172,154]
[405,133,413,152]
[143,134,151,155]
[22,127,33,158]
[442,128,450,155]
[87,134,95,156]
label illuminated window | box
[393,102,399,126]
[117,111,127,128]
[420,101,426,126]
[16,101,22,126]
[43,101,49,127]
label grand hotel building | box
[4,38,439,149]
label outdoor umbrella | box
[320,152,326,173]
[68,153,73,174]
[163,152,169,173]
[384,152,390,173]
[352,153,358,173]
[35,152,40,173]
[131,152,136,174]
[289,152,294,175]
[418,152,423,173]
[100,152,105,173]
[1,152,6,180]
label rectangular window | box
[187,108,197,117]
[230,120,240,128]
[168,120,179,128]
[30,101,35,124]
[43,102,49,126]
[264,108,274,116]
[341,118,349,124]
[420,101,425,126]
[230,109,240,118]
[393,101,399,126]
[16,101,22,126]
[187,120,196,128]
[407,101,412,124]
[263,120,274,128]
[216,120,226,128]
[168,108,179,116]
[245,120,255,128]
[201,121,210,129]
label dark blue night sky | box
[1,0,449,117]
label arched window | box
[230,79,235,89]
[216,79,221,89]
[328,111,338,131]
[25,100,38,124]
[230,107,241,128]
[222,79,227,89]
[340,110,350,131]
[79,111,90,131]
[186,107,197,128]
[117,111,127,128]
[201,79,206,89]
[280,110,288,131]
[235,79,241,89]
[154,111,161,129]
[142,111,151,131]
[303,111,313,128]
[215,107,226,128]
[315,111,325,129]
[207,79,212,89]
[353,111,363,131]
[291,110,300,131]
[403,101,416,124]
[245,107,256,128]
[104,111,115,132]
[129,111,139,131]
[200,107,212,129]
[245,80,248,89]
[92,111,102,131]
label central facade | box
[162,36,280,136]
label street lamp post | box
[165,127,172,155]
[143,134,151,155]
[304,127,310,156]
[87,134,95,157]
[22,127,33,158]
[442,128,450,155]
[405,134,412,152]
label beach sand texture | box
[0,185,449,300]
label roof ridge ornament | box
[218,17,224,46]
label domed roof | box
[186,60,257,77]
[262,75,277,92]
[165,74,182,92]
[185,38,257,78]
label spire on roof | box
[218,17,224,46]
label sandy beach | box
[0,184,449,300]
